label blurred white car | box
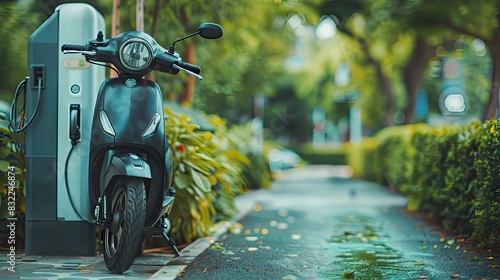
[268,147,303,172]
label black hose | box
[65,145,96,224]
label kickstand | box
[162,230,180,257]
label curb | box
[149,193,257,279]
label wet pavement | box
[1,165,500,279]
[0,198,254,280]
[175,165,500,280]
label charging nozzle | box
[69,104,81,145]
[30,64,45,89]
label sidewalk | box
[1,165,499,279]
[0,191,256,280]
[174,165,500,279]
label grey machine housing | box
[25,3,105,256]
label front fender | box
[100,151,151,194]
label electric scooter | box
[61,22,223,273]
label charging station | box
[25,3,105,256]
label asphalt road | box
[175,166,500,280]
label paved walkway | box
[1,165,499,279]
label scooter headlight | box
[119,38,153,71]
[99,110,116,136]
[142,113,161,138]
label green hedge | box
[293,143,348,165]
[352,120,500,249]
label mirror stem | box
[168,31,201,54]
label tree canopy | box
[0,0,497,139]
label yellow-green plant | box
[0,122,26,243]
[207,114,250,221]
[164,107,251,244]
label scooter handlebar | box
[61,44,88,52]
[178,61,201,75]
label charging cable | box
[9,77,42,153]
[64,144,96,224]
[9,76,95,224]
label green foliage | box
[356,120,500,249]
[470,120,500,248]
[345,137,381,181]
[129,0,310,122]
[225,121,273,190]
[0,1,36,101]
[164,106,273,244]
[0,121,26,245]
[294,143,348,166]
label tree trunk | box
[144,0,162,82]
[136,0,144,32]
[110,0,120,78]
[483,49,500,120]
[374,62,395,126]
[361,44,395,127]
[179,7,196,105]
[483,23,500,120]
[151,0,161,36]
[179,41,196,105]
[403,37,435,124]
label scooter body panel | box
[89,77,170,227]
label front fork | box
[94,196,107,225]
[94,187,180,256]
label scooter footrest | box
[162,196,174,208]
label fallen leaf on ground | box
[413,260,426,266]
[342,270,356,278]
[210,244,222,250]
[291,234,301,240]
[278,209,289,217]
[486,256,495,260]
[450,273,460,278]
[77,265,93,272]
[246,236,258,241]
[277,223,289,230]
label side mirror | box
[168,23,223,54]
[198,23,223,39]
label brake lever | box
[172,64,203,80]
[62,50,97,55]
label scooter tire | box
[103,178,146,273]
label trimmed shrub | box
[345,137,381,181]
[470,119,500,248]
[293,143,348,165]
[362,121,500,249]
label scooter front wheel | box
[103,178,146,273]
